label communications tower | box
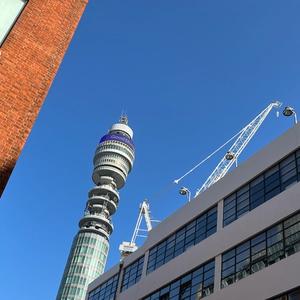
[57,116,135,300]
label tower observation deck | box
[56,116,135,300]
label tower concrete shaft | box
[57,117,135,300]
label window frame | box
[223,149,300,227]
[143,259,215,300]
[221,211,300,289]
[87,273,119,300]
[120,255,144,292]
[146,205,217,274]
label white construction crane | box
[119,200,156,258]
[175,101,282,196]
[195,100,282,196]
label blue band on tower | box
[99,134,135,149]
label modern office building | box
[0,0,88,197]
[57,116,135,300]
[86,123,300,300]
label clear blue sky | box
[1,1,300,299]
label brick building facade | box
[0,0,88,197]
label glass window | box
[269,287,300,300]
[289,290,300,300]
[0,0,28,46]
[221,211,300,289]
[88,273,119,300]
[223,150,300,227]
[121,256,144,291]
[147,205,217,274]
[143,259,215,300]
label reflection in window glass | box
[223,150,300,226]
[221,211,300,288]
[147,206,217,274]
[88,273,119,300]
[143,259,215,300]
[269,287,300,300]
[121,256,144,292]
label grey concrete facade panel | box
[87,124,300,300]
[88,264,119,293]
[207,251,300,300]
[143,123,300,250]
[117,183,300,300]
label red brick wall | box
[0,0,88,197]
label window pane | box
[144,260,214,300]
[222,212,300,290]
[88,273,119,300]
[0,0,26,45]
[237,184,249,196]
[265,178,280,193]
[224,207,235,220]
[121,256,144,291]
[289,290,300,300]
[224,214,236,226]
[222,249,235,262]
[223,150,300,227]
[236,241,250,254]
[280,154,295,168]
[147,206,217,273]
[269,287,300,300]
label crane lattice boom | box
[130,201,152,244]
[119,200,155,258]
[196,101,282,196]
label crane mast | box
[196,101,282,196]
[130,201,152,244]
[119,200,154,258]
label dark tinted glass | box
[221,211,300,289]
[143,259,215,300]
[121,256,144,291]
[147,206,217,274]
[223,151,300,226]
[269,287,300,300]
[88,273,119,300]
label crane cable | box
[148,124,248,204]
[148,121,255,202]
[173,125,248,185]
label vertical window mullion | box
[205,213,208,238]
[295,153,300,182]
[234,249,237,283]
[282,219,287,258]
[263,173,266,205]
[224,149,300,227]
[264,237,267,268]
[249,239,253,275]
[235,193,237,222]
